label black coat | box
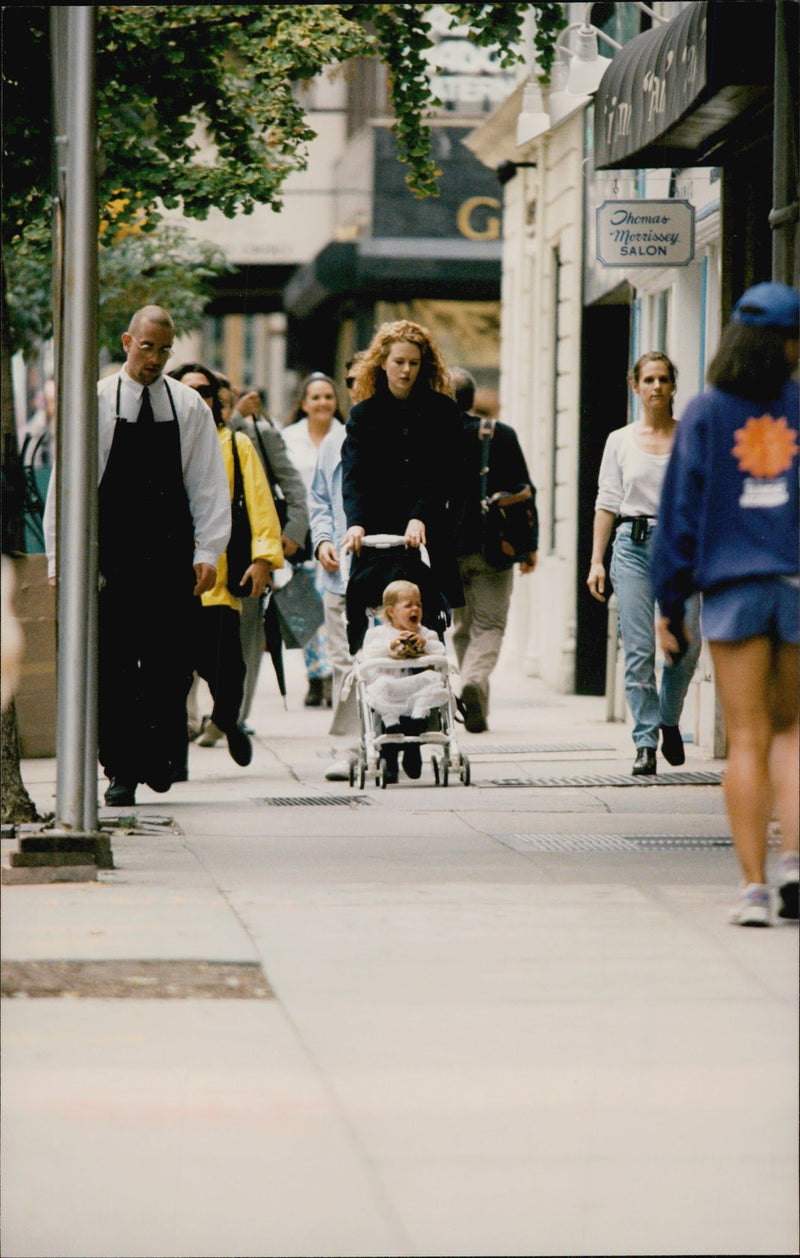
[342,385,464,600]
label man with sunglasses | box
[45,305,230,806]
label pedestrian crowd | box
[40,284,798,927]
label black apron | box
[97,379,197,785]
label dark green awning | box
[284,238,501,319]
[594,0,774,170]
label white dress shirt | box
[44,367,231,577]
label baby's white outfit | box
[360,623,448,721]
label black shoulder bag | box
[479,419,536,571]
[226,431,253,597]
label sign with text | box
[596,199,695,267]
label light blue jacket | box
[309,423,348,596]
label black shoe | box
[304,678,324,707]
[226,724,253,767]
[104,778,136,807]
[632,747,657,776]
[382,764,399,785]
[144,766,173,793]
[461,683,487,734]
[380,740,399,784]
[660,724,685,766]
[402,743,422,779]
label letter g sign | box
[457,196,501,241]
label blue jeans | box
[302,561,332,681]
[610,522,702,750]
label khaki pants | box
[451,553,514,715]
[324,590,360,737]
[238,593,265,724]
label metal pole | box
[55,5,98,830]
[770,0,799,284]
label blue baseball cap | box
[732,282,799,331]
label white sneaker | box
[197,717,225,747]
[728,883,771,927]
[324,756,352,782]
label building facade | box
[468,0,795,755]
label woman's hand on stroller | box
[342,525,365,556]
[404,518,426,550]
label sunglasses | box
[192,384,215,398]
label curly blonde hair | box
[350,320,453,403]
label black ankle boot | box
[632,747,657,776]
[660,725,685,766]
[304,678,324,707]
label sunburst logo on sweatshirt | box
[732,414,798,479]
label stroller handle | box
[356,534,431,565]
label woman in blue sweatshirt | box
[652,283,799,927]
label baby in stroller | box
[360,580,449,782]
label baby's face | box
[387,590,422,632]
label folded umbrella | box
[261,590,287,709]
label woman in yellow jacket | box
[170,363,283,767]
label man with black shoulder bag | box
[451,368,539,733]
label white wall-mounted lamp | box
[562,17,622,97]
[557,2,667,101]
[547,54,589,127]
[516,77,551,147]
[515,8,551,147]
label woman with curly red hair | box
[341,320,463,651]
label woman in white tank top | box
[587,351,701,775]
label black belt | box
[617,515,657,545]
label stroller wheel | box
[348,760,356,788]
[441,758,449,787]
[459,756,471,787]
[358,761,366,790]
[432,756,441,786]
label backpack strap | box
[249,418,276,490]
[479,417,496,516]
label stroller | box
[344,536,470,789]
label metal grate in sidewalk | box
[477,771,723,789]
[257,795,370,807]
[459,742,616,755]
[497,833,735,853]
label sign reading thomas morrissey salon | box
[596,200,695,267]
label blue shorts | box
[701,577,800,644]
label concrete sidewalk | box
[2,650,797,1257]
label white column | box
[266,312,288,418]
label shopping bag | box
[271,565,325,649]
